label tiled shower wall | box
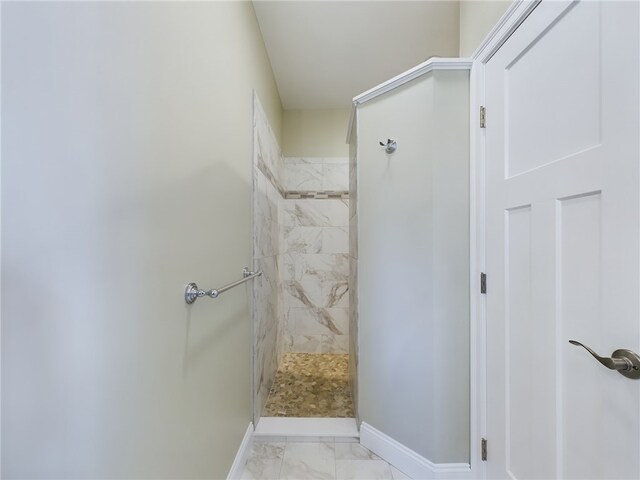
[281,157,350,354]
[253,95,285,420]
[253,94,352,419]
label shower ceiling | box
[252,1,460,109]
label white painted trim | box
[353,58,473,106]
[0,3,3,475]
[360,423,472,480]
[468,2,543,478]
[254,417,359,438]
[469,59,487,480]
[468,61,484,480]
[346,57,472,143]
[227,422,254,480]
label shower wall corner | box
[252,93,286,423]
[348,110,359,423]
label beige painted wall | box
[1,2,281,478]
[459,1,512,57]
[282,109,351,157]
[357,70,470,463]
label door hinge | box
[481,438,488,461]
[480,106,486,128]
[480,272,487,294]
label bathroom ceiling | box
[253,1,460,110]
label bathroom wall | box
[282,109,351,157]
[253,95,286,421]
[281,157,350,354]
[459,0,512,56]
[1,2,283,478]
[356,70,470,464]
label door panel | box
[485,1,640,478]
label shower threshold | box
[254,417,359,440]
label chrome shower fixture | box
[379,139,397,154]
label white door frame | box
[469,1,543,478]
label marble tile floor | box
[241,439,412,480]
[263,353,354,418]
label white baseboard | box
[359,422,472,480]
[227,422,254,480]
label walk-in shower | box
[252,94,355,425]
[252,61,472,464]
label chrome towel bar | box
[185,267,262,304]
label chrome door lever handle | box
[569,340,640,379]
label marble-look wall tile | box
[282,252,349,353]
[280,157,350,354]
[284,278,325,311]
[349,213,358,260]
[284,253,332,292]
[284,227,323,254]
[284,157,349,192]
[254,171,281,259]
[292,253,349,282]
[324,157,349,165]
[288,307,348,336]
[322,227,349,255]
[283,200,349,228]
[284,254,349,303]
[253,256,281,417]
[253,94,285,420]
[255,98,284,190]
[255,117,353,397]
[276,254,286,362]
[284,163,323,191]
[282,333,349,355]
[321,334,349,354]
[282,226,348,255]
[279,197,286,260]
[323,163,349,191]
[323,280,349,309]
[285,156,324,165]
[285,156,348,165]
[283,334,323,354]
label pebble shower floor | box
[262,353,354,418]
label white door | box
[485,1,640,478]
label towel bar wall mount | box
[185,267,262,304]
